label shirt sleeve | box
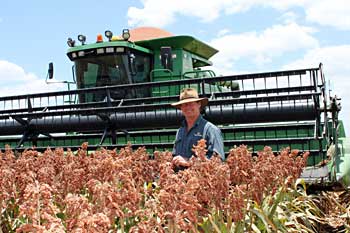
[172,128,181,155]
[204,123,225,160]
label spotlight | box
[78,34,86,45]
[67,37,75,47]
[122,29,130,41]
[105,30,113,41]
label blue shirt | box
[173,115,225,160]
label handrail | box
[183,69,216,79]
[0,66,320,101]
[0,85,318,115]
[150,68,173,81]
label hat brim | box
[171,97,208,109]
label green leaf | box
[249,207,276,233]
[250,223,261,233]
[56,212,66,221]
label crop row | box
[0,140,322,232]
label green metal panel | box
[338,120,346,137]
[150,49,194,97]
[152,49,183,80]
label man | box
[171,88,225,168]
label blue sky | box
[0,0,349,133]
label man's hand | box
[172,155,190,167]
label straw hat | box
[171,88,208,109]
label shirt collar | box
[182,115,203,128]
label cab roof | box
[135,35,218,60]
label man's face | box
[180,101,201,119]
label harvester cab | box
[0,27,349,188]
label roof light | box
[97,48,104,54]
[96,34,103,43]
[78,51,85,57]
[122,29,130,41]
[105,30,113,41]
[78,34,86,45]
[106,47,114,53]
[116,47,125,53]
[67,38,75,47]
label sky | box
[0,0,349,134]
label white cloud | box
[127,0,235,27]
[305,0,350,30]
[0,60,64,97]
[127,0,259,27]
[127,0,307,27]
[279,11,299,24]
[217,29,231,37]
[128,0,176,27]
[283,45,350,96]
[128,0,350,30]
[209,23,318,74]
[283,45,350,72]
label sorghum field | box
[0,140,349,232]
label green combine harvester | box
[0,27,348,188]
